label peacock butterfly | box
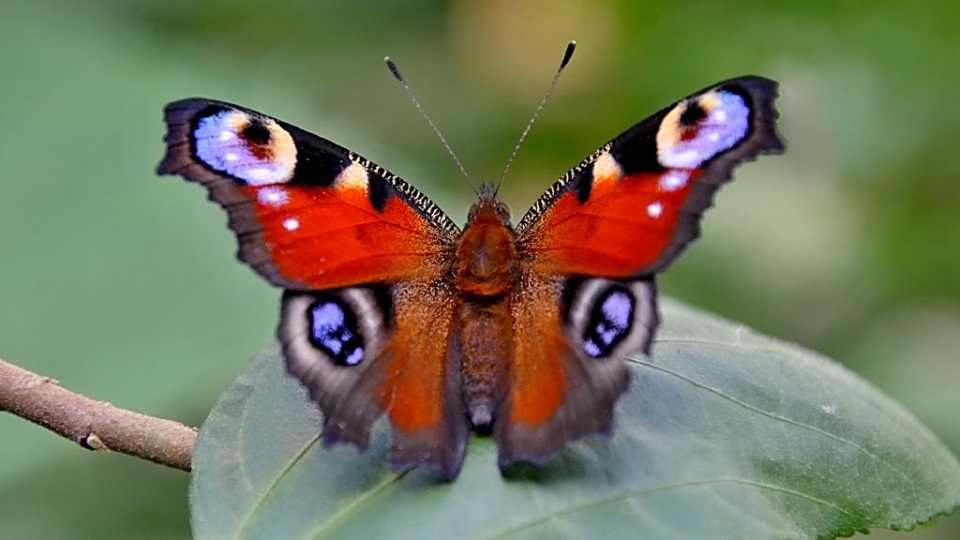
[158,62,783,480]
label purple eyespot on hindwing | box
[583,288,635,358]
[309,298,364,367]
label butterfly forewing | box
[158,99,460,291]
[516,76,783,279]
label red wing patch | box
[520,165,701,278]
[241,180,449,290]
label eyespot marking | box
[656,90,750,169]
[193,110,297,185]
[582,288,635,358]
[309,298,364,366]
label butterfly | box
[158,75,783,480]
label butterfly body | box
[451,191,516,427]
[159,77,783,479]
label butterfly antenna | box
[495,40,577,195]
[386,57,478,195]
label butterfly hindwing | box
[280,283,469,479]
[496,275,658,467]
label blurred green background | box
[1,1,957,538]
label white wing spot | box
[647,202,663,218]
[224,152,239,162]
[659,170,689,191]
[257,186,288,207]
[219,130,235,141]
[283,218,300,231]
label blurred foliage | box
[0,0,957,538]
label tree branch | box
[0,357,196,472]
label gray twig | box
[0,357,196,472]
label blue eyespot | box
[582,288,634,358]
[309,299,364,366]
[657,90,750,169]
[193,109,297,185]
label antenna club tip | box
[385,57,403,81]
[561,41,577,69]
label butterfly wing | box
[158,99,461,290]
[279,282,468,479]
[158,100,469,477]
[498,77,784,466]
[516,76,783,278]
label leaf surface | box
[191,300,960,540]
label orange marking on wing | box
[509,342,565,425]
[522,170,698,278]
[380,353,445,432]
[591,151,624,189]
[377,282,456,433]
[334,161,370,192]
[508,277,567,426]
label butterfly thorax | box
[453,195,517,298]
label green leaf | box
[190,300,960,540]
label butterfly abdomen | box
[455,298,513,428]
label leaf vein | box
[479,478,852,540]
[630,354,917,487]
[305,472,405,540]
[231,434,320,540]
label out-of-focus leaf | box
[191,299,960,540]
